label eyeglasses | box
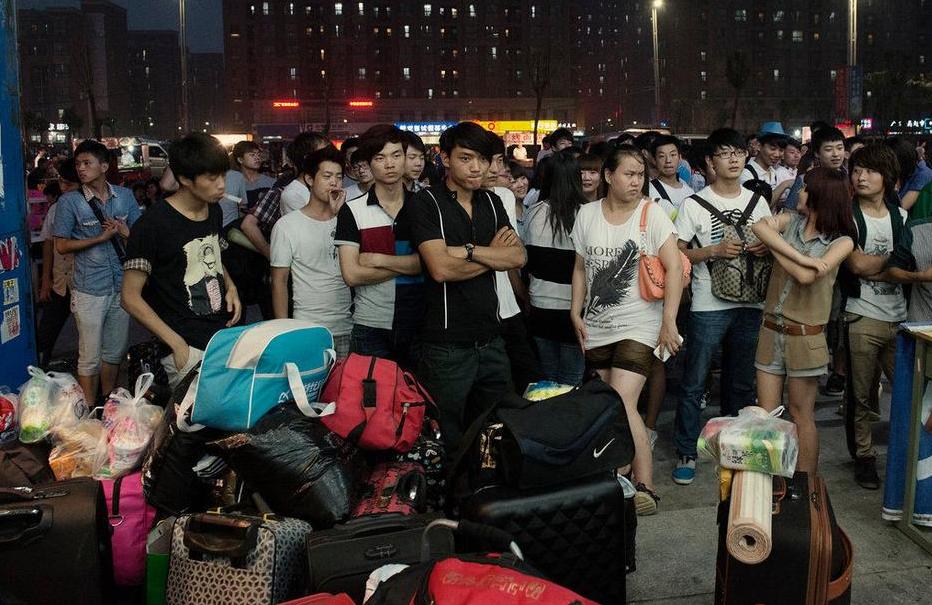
[713,149,748,160]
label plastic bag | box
[207,404,365,528]
[100,373,165,478]
[523,381,575,402]
[0,388,19,445]
[18,366,88,443]
[698,406,799,478]
[48,418,108,480]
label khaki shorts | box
[755,324,829,378]
[586,339,655,377]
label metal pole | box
[179,0,189,133]
[651,5,661,125]
[848,0,858,67]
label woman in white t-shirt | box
[570,145,684,515]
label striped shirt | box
[524,200,578,342]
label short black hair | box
[844,135,865,151]
[231,140,261,159]
[487,132,506,157]
[439,121,494,161]
[885,137,918,186]
[705,128,746,158]
[784,138,802,150]
[850,144,900,196]
[340,137,360,153]
[43,181,62,198]
[549,127,574,146]
[508,160,529,181]
[811,127,845,152]
[131,181,146,194]
[650,134,682,157]
[810,120,833,134]
[634,131,660,152]
[74,140,110,164]
[402,130,426,154]
[355,124,407,165]
[287,131,331,168]
[168,132,230,182]
[302,146,345,178]
[57,158,79,183]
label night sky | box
[18,0,223,53]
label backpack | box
[691,192,773,304]
[838,198,908,299]
[651,178,672,202]
[320,354,432,453]
[177,319,337,433]
[743,162,774,203]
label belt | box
[763,319,824,336]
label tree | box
[528,47,551,151]
[60,107,84,145]
[726,51,750,129]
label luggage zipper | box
[395,403,411,438]
[806,477,832,605]
[110,476,125,527]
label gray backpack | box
[691,193,772,303]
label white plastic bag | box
[101,373,164,478]
[49,418,108,480]
[698,406,799,478]
[18,366,88,443]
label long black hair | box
[544,149,589,238]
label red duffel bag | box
[321,354,432,453]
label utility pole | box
[179,0,189,133]
[651,1,663,125]
[848,0,857,67]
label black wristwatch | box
[465,243,475,262]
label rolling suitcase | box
[715,472,854,605]
[459,473,629,604]
[165,511,312,605]
[306,513,455,603]
[0,477,114,605]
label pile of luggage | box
[0,320,638,604]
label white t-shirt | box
[270,209,353,336]
[845,209,909,323]
[740,158,778,188]
[343,183,366,203]
[280,178,311,215]
[648,178,695,221]
[39,203,73,296]
[571,198,676,349]
[491,187,522,320]
[675,185,772,313]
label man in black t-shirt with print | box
[408,122,527,450]
[122,133,243,389]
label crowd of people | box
[33,119,932,517]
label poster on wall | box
[3,278,17,305]
[1,306,19,344]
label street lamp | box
[651,0,663,126]
[179,0,189,133]
[848,0,857,67]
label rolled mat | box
[726,470,773,564]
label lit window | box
[320,49,325,59]
[531,5,537,18]
[451,8,457,17]
[358,68,366,80]
[404,25,410,38]
[774,10,784,22]
[469,4,476,17]
[320,69,326,77]
[920,55,926,65]
[290,67,297,80]
[830,69,837,81]
[699,70,707,82]
[335,24,341,36]
[403,67,411,80]
[735,9,747,22]
[491,46,497,59]
[386,27,392,36]
[262,2,269,15]
[772,69,780,81]
[423,3,431,17]
[427,88,433,98]
[699,51,707,61]
[700,90,707,100]
[358,2,364,15]
[334,2,342,16]
[792,30,803,42]
[440,69,446,79]
[288,2,294,15]
[776,30,783,40]
[249,4,256,15]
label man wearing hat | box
[740,122,788,201]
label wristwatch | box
[465,243,475,262]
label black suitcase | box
[0,441,54,487]
[0,477,114,605]
[459,473,629,604]
[306,513,455,603]
[715,472,854,605]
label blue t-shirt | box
[53,184,141,295]
[902,161,932,199]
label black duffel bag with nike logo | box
[450,378,634,496]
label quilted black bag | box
[451,378,633,495]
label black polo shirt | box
[409,184,512,343]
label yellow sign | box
[470,120,559,134]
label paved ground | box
[48,312,932,604]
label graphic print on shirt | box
[709,208,746,243]
[182,235,224,315]
[865,239,900,297]
[585,239,639,319]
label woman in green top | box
[751,168,855,474]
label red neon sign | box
[348,100,374,108]
[272,100,300,108]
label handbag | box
[637,201,692,302]
[691,193,772,303]
[352,461,427,517]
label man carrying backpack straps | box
[671,128,772,486]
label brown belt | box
[763,319,824,336]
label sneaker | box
[699,391,710,410]
[634,482,660,516]
[647,428,658,451]
[854,456,880,490]
[823,373,845,397]
[672,456,696,485]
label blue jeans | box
[534,337,585,386]
[673,307,762,458]
[350,324,420,370]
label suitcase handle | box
[420,519,523,563]
[183,513,259,558]
[0,506,52,546]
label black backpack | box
[743,162,774,203]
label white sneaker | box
[647,428,658,451]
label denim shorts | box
[755,327,828,379]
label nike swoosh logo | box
[593,438,615,459]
